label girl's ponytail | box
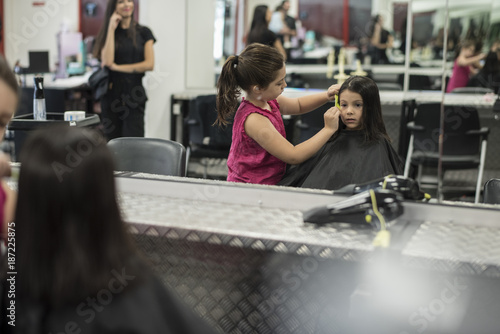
[216,44,285,126]
[216,55,240,126]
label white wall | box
[139,0,187,139]
[186,0,216,88]
[4,0,78,70]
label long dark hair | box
[368,14,381,38]
[338,76,390,143]
[15,126,144,307]
[480,51,500,75]
[216,43,285,126]
[93,0,139,59]
[454,40,476,60]
[247,5,269,45]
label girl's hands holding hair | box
[323,107,340,132]
[326,84,341,101]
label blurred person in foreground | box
[0,55,17,243]
[0,126,216,333]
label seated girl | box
[278,76,404,190]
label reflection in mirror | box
[209,0,499,208]
[435,0,497,205]
[214,0,240,65]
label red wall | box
[299,0,344,40]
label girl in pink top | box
[216,43,340,185]
[447,40,485,93]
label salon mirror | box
[210,0,499,208]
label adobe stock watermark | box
[8,0,72,55]
[51,129,106,182]
[399,277,468,334]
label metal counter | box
[118,175,500,334]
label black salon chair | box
[397,63,432,91]
[185,94,233,178]
[403,103,489,203]
[107,137,186,177]
[483,178,500,205]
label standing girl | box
[216,43,340,185]
[279,76,403,190]
[446,40,485,93]
[93,0,156,140]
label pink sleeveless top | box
[227,99,286,185]
[446,59,471,93]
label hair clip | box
[233,55,239,68]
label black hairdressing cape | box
[278,130,404,190]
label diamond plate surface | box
[122,187,500,333]
[121,190,500,276]
[120,191,376,262]
[402,221,500,277]
[133,234,360,334]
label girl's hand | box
[326,84,341,101]
[323,107,340,132]
[108,12,123,31]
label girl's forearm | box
[294,91,330,115]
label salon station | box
[2,0,500,333]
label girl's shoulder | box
[235,99,280,124]
[240,99,279,114]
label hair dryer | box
[334,175,427,200]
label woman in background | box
[247,5,287,60]
[0,126,216,333]
[93,0,156,140]
[368,14,393,64]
